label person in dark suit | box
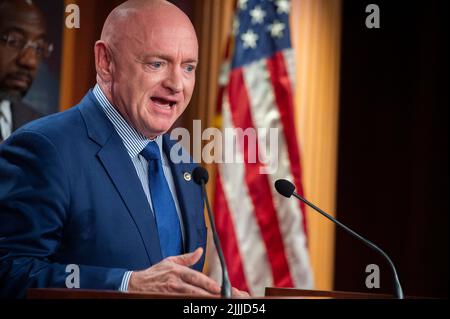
[0,0,242,298]
[0,0,48,141]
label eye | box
[147,61,165,69]
[6,33,26,50]
[34,41,48,57]
[184,64,196,73]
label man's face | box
[109,23,198,139]
[0,1,47,98]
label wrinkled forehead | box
[146,25,197,48]
[120,24,198,60]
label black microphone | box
[193,166,232,298]
[274,179,404,299]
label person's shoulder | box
[15,105,83,141]
[14,91,100,141]
[0,106,84,158]
[10,100,43,129]
[13,100,43,119]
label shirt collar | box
[0,100,12,124]
[92,84,162,158]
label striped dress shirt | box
[0,100,12,141]
[92,84,185,292]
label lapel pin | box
[183,172,192,181]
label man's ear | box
[94,41,112,83]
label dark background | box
[335,0,448,297]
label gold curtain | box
[60,0,124,111]
[291,0,342,290]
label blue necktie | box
[140,141,182,258]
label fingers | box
[232,287,250,298]
[168,247,203,267]
[170,281,220,297]
[165,248,220,295]
[128,247,221,296]
[178,266,221,295]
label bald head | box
[94,0,198,139]
[100,0,196,49]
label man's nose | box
[16,47,39,71]
[163,67,183,93]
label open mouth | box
[151,97,176,109]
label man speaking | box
[0,0,239,298]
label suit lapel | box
[79,91,162,265]
[162,135,204,254]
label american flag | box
[210,0,314,295]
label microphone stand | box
[198,178,232,298]
[292,191,404,299]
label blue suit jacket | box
[0,91,206,298]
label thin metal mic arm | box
[292,191,404,299]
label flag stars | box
[241,29,259,49]
[275,0,290,14]
[268,20,285,38]
[238,0,248,10]
[250,5,266,24]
